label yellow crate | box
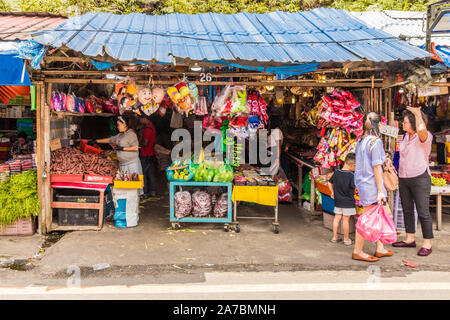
[113,175,144,189]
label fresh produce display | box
[174,190,192,219]
[192,191,212,217]
[0,170,39,226]
[166,159,194,181]
[432,176,447,186]
[213,193,228,218]
[51,147,118,176]
[193,163,215,182]
[432,173,450,184]
[213,164,234,182]
[115,171,139,181]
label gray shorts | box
[334,207,356,216]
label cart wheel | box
[273,225,280,234]
[234,225,240,233]
[172,223,181,230]
[224,225,230,232]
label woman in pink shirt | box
[393,107,433,256]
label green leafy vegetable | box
[0,170,39,227]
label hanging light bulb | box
[265,76,274,91]
[291,96,296,104]
[190,62,202,72]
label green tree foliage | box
[11,0,439,16]
[332,0,432,11]
[0,0,12,11]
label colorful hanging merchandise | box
[167,81,197,117]
[311,90,364,169]
[247,89,269,127]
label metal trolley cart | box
[169,181,233,230]
[231,185,279,233]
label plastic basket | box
[321,193,335,214]
[0,217,36,236]
[113,175,144,189]
[316,181,332,196]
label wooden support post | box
[437,194,442,231]
[36,83,46,234]
[298,165,303,209]
[310,170,315,219]
[42,82,52,233]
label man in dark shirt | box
[327,153,356,246]
[139,117,157,198]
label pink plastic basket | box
[0,217,36,236]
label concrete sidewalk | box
[1,192,449,286]
[33,193,450,274]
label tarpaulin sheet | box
[0,55,31,86]
[231,185,278,206]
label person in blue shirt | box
[353,112,394,262]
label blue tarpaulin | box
[0,55,31,86]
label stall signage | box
[381,124,399,138]
[199,73,212,82]
[418,78,448,97]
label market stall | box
[29,9,434,234]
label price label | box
[381,124,399,138]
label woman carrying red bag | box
[353,112,395,262]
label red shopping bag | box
[355,204,382,242]
[378,206,397,244]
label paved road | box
[1,270,449,300]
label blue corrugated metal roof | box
[32,8,430,64]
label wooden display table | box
[231,184,279,233]
[50,181,110,231]
[430,185,450,231]
[285,153,321,220]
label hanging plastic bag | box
[378,206,397,244]
[211,83,233,115]
[66,94,75,112]
[192,191,212,217]
[213,193,228,217]
[230,85,248,115]
[174,190,192,219]
[355,204,383,242]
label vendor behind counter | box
[10,131,33,158]
[96,115,143,178]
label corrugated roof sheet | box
[0,11,67,41]
[32,8,430,64]
[350,10,450,47]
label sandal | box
[330,238,342,243]
[343,239,354,246]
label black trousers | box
[140,155,156,195]
[398,170,433,239]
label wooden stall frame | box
[36,64,389,233]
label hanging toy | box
[175,82,190,97]
[126,82,137,96]
[152,87,165,104]
[115,83,126,97]
[167,86,182,103]
[187,82,199,103]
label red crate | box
[84,174,113,184]
[0,217,36,236]
[51,174,84,183]
[84,145,103,155]
[80,139,102,155]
